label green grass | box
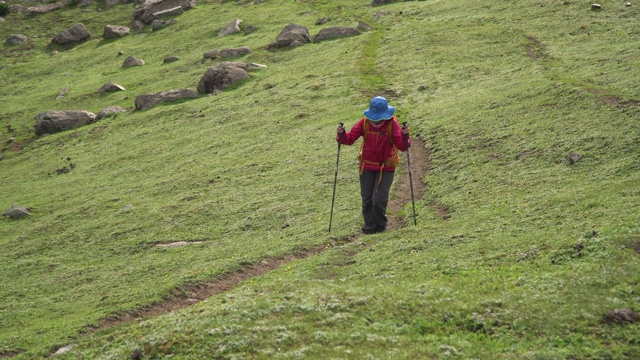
[1,0,639,358]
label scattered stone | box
[118,50,124,55]
[97,106,128,120]
[314,27,360,42]
[34,110,97,135]
[52,23,90,46]
[135,0,194,24]
[567,153,582,165]
[218,19,242,37]
[244,25,257,34]
[104,25,130,39]
[153,5,183,18]
[197,62,250,94]
[53,345,74,356]
[591,4,602,10]
[248,62,267,69]
[98,81,126,93]
[122,56,145,67]
[134,88,198,110]
[5,34,28,46]
[131,20,145,31]
[4,205,32,220]
[26,2,62,15]
[417,85,427,91]
[56,88,68,100]
[0,17,4,23]
[51,51,59,56]
[9,4,25,13]
[626,2,632,6]
[315,17,330,25]
[78,0,93,7]
[254,0,265,3]
[275,23,311,48]
[603,308,639,324]
[6,137,15,144]
[203,47,251,60]
[151,18,177,30]
[357,21,374,31]
[163,56,179,63]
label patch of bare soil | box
[388,137,431,229]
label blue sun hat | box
[364,96,395,122]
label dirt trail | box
[82,136,433,335]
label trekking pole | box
[329,123,345,232]
[403,122,417,226]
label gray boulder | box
[52,23,90,46]
[203,47,251,60]
[26,2,62,15]
[135,0,194,24]
[4,205,31,220]
[98,81,126,92]
[6,34,28,46]
[123,56,145,67]
[97,106,128,120]
[218,19,242,37]
[134,88,198,110]
[34,110,97,135]
[371,0,398,5]
[357,21,374,31]
[197,62,250,94]
[104,25,130,39]
[314,27,359,42]
[163,56,179,63]
[275,24,311,48]
[10,4,25,13]
[131,21,145,31]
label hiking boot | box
[375,226,386,233]
[362,226,377,235]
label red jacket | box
[337,116,411,172]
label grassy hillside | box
[1,0,639,358]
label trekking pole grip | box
[402,122,409,141]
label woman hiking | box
[336,96,411,234]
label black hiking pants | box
[360,170,394,232]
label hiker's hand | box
[401,124,410,135]
[337,125,345,134]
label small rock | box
[163,56,179,63]
[4,205,32,220]
[567,153,582,165]
[51,51,58,56]
[626,2,632,6]
[56,88,68,100]
[244,25,257,34]
[54,344,74,355]
[118,50,124,55]
[417,85,427,91]
[603,308,639,324]
[591,3,602,10]
[357,21,374,31]
[98,81,126,93]
[315,17,330,25]
[123,56,145,67]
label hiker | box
[336,96,411,234]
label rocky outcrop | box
[274,24,311,48]
[122,56,145,67]
[203,47,251,60]
[98,82,126,92]
[218,19,242,37]
[26,2,62,15]
[5,34,27,46]
[34,110,97,135]
[52,23,90,46]
[104,25,130,39]
[134,88,198,110]
[197,62,250,94]
[313,27,360,42]
[134,0,195,24]
[97,106,128,120]
[4,205,31,220]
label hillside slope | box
[1,0,639,358]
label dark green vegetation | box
[1,0,639,358]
